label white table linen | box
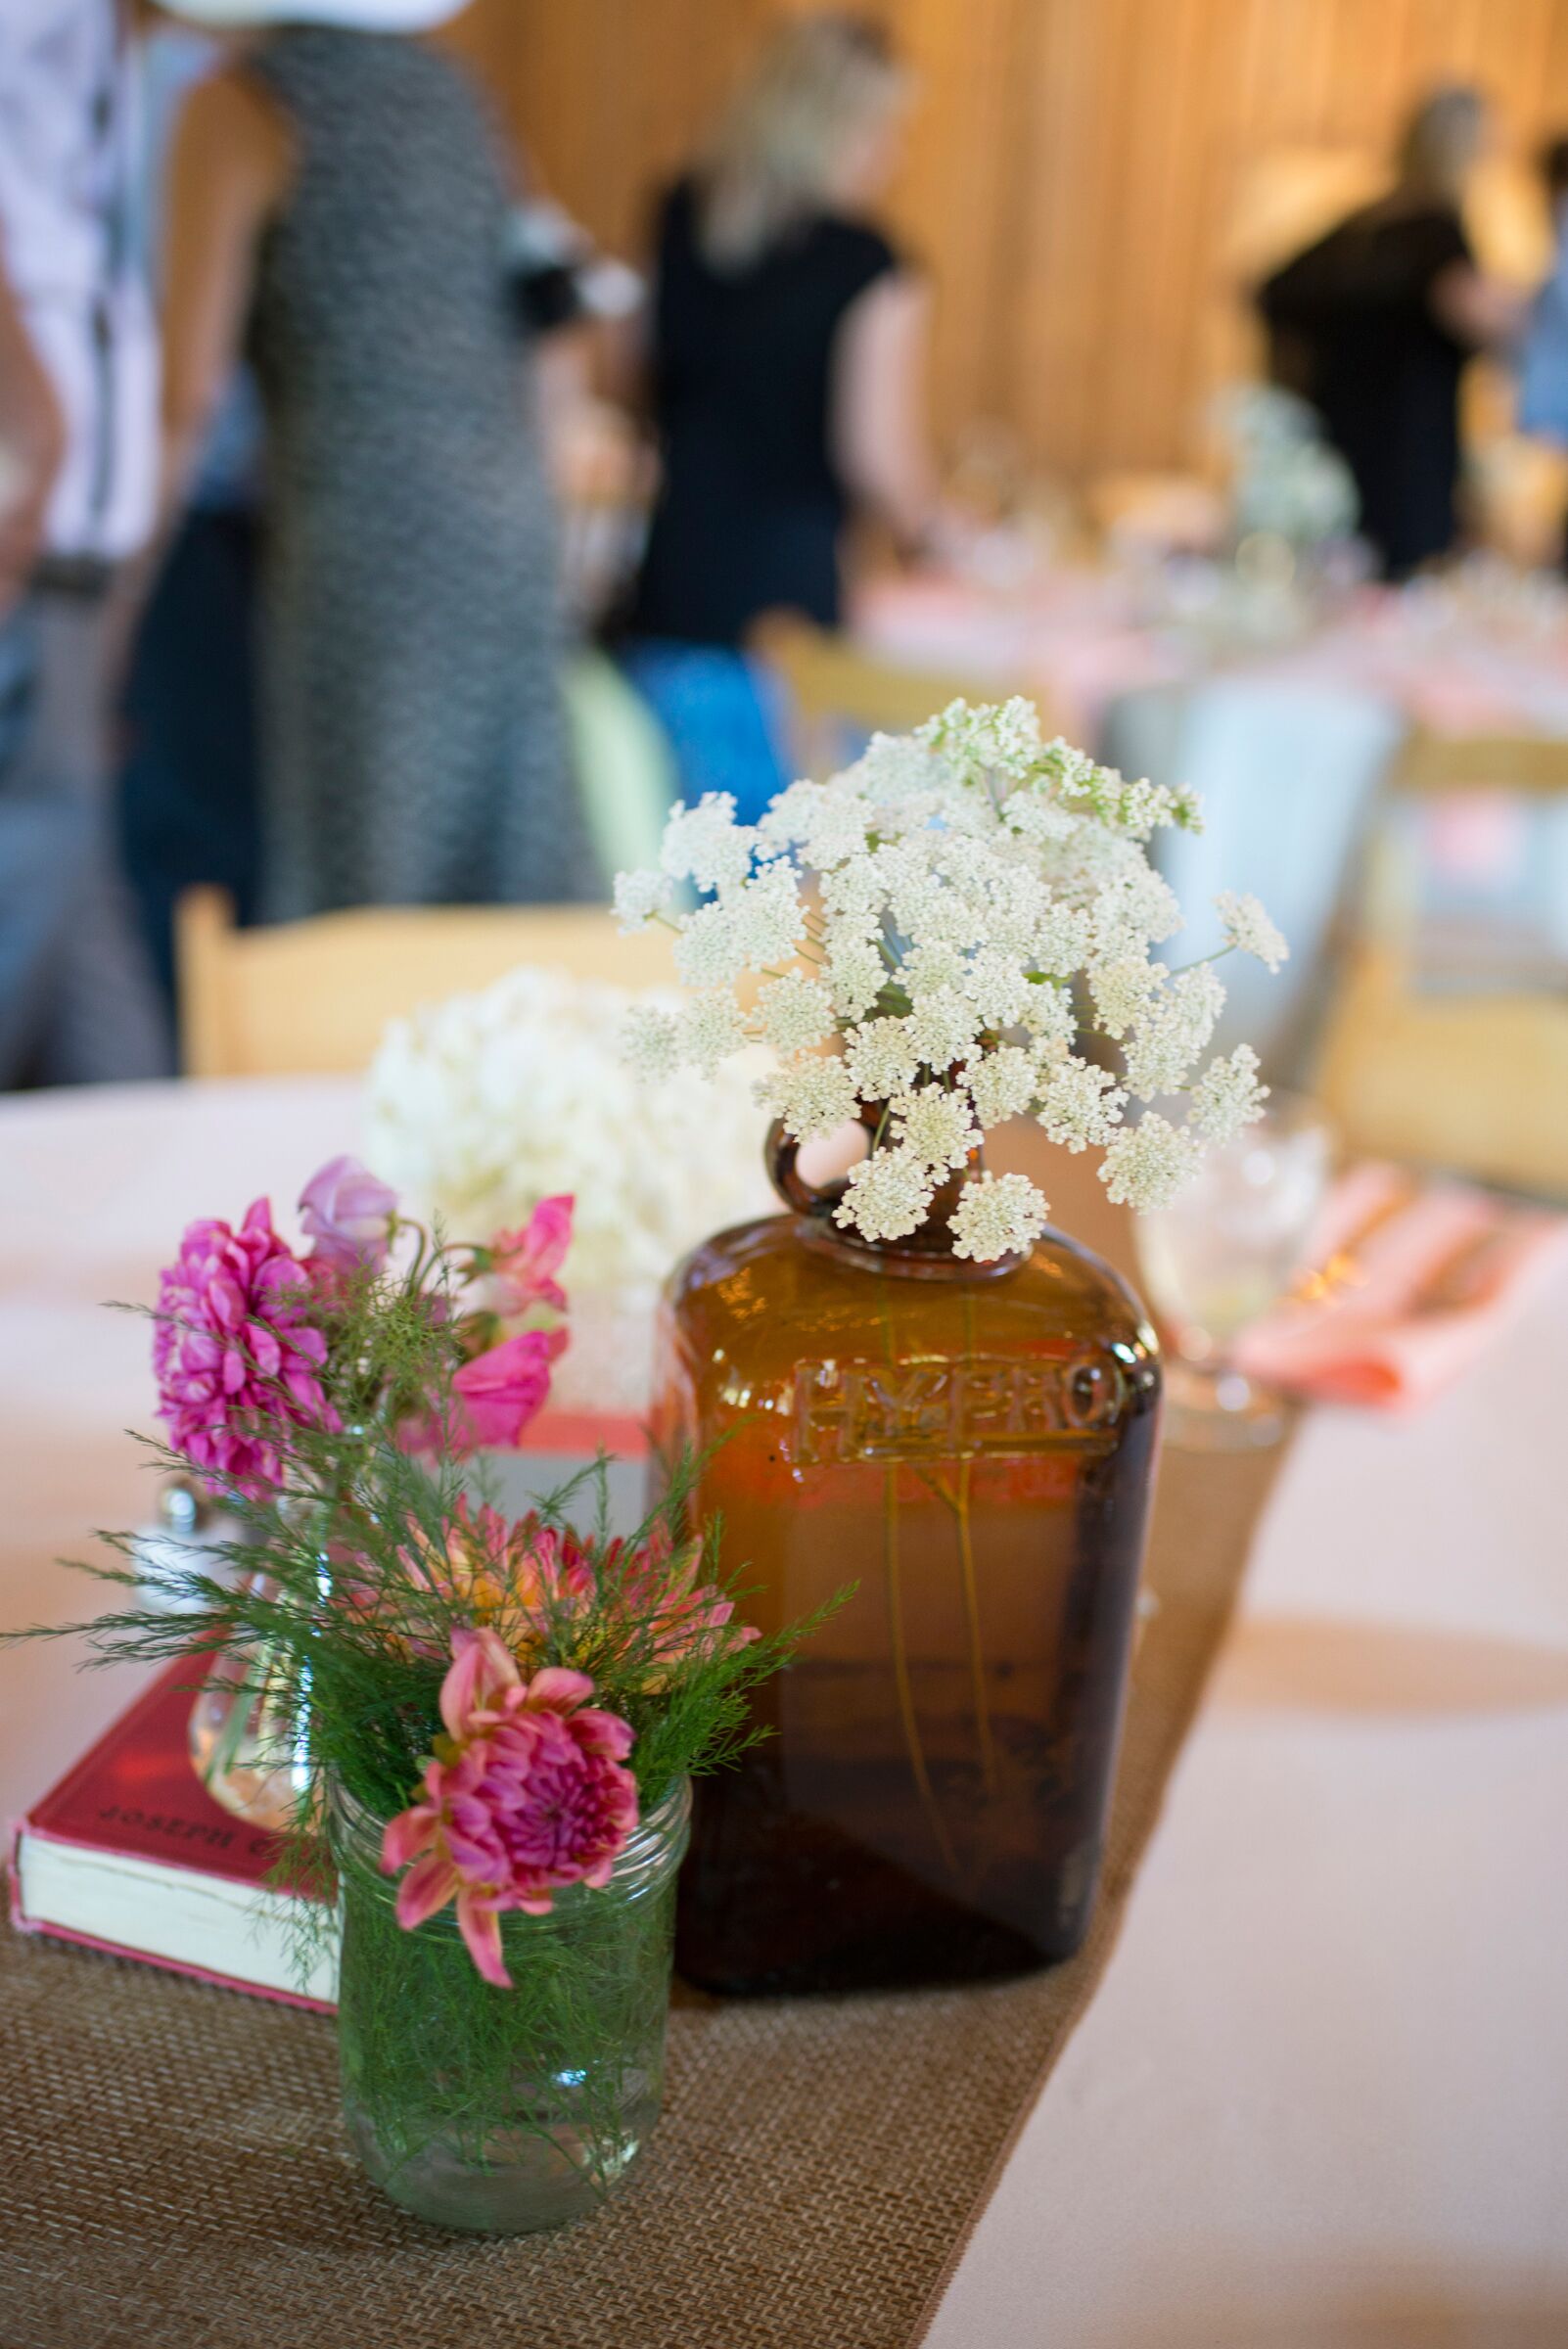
[2,1079,1565,2348]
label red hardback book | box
[8,1657,337,2010]
[7,1417,649,2009]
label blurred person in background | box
[117,9,263,1007]
[0,0,171,1086]
[154,0,596,921]
[1518,134,1568,566]
[617,12,938,821]
[1260,86,1521,580]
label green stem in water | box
[959,1265,997,1795]
[953,1452,998,1798]
[883,1463,958,1877]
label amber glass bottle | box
[652,1124,1162,1998]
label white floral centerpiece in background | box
[617,697,1286,1258]
[365,968,770,1414]
[1221,383,1359,553]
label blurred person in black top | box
[619,13,936,818]
[1260,88,1521,579]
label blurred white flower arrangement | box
[364,967,771,1411]
[1221,384,1359,550]
[616,698,1285,1260]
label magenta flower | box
[298,1155,398,1274]
[451,1326,567,1451]
[488,1194,573,1314]
[153,1199,336,1497]
[381,1629,638,1986]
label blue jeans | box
[0,589,171,1085]
[617,640,789,825]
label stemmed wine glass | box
[1133,1092,1333,1451]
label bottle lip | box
[793,1214,1028,1283]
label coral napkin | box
[1232,1162,1568,1412]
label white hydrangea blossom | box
[1187,1043,1268,1143]
[363,968,772,1411]
[949,1172,1050,1263]
[615,701,1280,1255]
[1216,890,1288,972]
[622,1001,682,1081]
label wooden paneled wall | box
[451,0,1568,481]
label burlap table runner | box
[0,1434,1282,2349]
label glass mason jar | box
[329,1775,690,2234]
[652,1122,1162,1997]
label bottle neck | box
[770,1116,1024,1283]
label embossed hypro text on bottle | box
[787,1350,1129,1465]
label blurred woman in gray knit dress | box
[155,0,595,918]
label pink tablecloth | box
[854,568,1568,746]
[3,1078,1566,2349]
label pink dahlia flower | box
[451,1325,567,1451]
[154,1199,336,1497]
[381,1629,638,1986]
[298,1155,398,1274]
[488,1194,573,1315]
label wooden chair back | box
[1314,730,1568,1198]
[754,614,1041,779]
[176,890,675,1080]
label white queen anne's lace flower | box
[613,868,670,933]
[1122,965,1225,1102]
[1098,1113,1201,1210]
[1089,954,1164,1039]
[962,1043,1038,1128]
[758,972,835,1057]
[1216,890,1288,972]
[962,945,1033,1031]
[893,1084,979,1172]
[904,985,982,1071]
[615,698,1282,1250]
[756,1053,860,1142]
[1037,1056,1127,1152]
[680,990,751,1079]
[825,934,888,1023]
[845,1016,919,1102]
[949,1171,1050,1262]
[1187,1043,1268,1143]
[832,1145,933,1243]
[659,793,756,895]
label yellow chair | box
[175,890,676,1079]
[753,613,1042,780]
[1314,732,1568,1198]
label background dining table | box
[2,1075,1565,2348]
[853,564,1568,1088]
